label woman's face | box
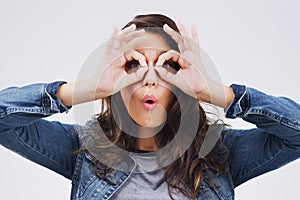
[120,32,175,128]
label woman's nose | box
[143,65,158,87]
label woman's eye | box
[124,60,141,73]
[162,60,180,74]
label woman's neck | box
[136,137,158,151]
[136,127,159,151]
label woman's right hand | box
[57,24,148,106]
[95,24,148,99]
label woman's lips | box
[143,101,157,110]
[142,95,158,110]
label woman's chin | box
[138,120,165,129]
[134,120,165,138]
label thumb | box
[154,66,177,86]
[115,66,148,92]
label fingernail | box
[136,28,145,33]
[163,24,170,30]
[130,24,136,29]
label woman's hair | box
[80,14,229,199]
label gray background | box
[0,0,299,199]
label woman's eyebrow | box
[135,48,168,56]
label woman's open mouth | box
[142,95,158,110]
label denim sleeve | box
[0,82,80,180]
[223,84,300,187]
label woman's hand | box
[94,24,148,99]
[155,22,234,109]
[57,24,148,106]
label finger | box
[116,24,144,41]
[177,20,198,52]
[163,24,182,44]
[124,50,147,66]
[114,28,145,52]
[106,28,119,49]
[122,29,145,44]
[115,66,148,91]
[127,66,148,84]
[178,56,192,69]
[110,24,137,49]
[191,24,199,44]
[104,54,127,72]
[156,50,180,66]
[176,20,190,37]
[119,24,136,35]
[110,27,119,37]
[163,24,185,51]
[154,66,177,86]
[109,24,141,48]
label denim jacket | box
[0,81,299,200]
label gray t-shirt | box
[110,152,188,200]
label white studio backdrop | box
[0,0,299,199]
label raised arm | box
[0,24,149,180]
[157,21,300,188]
[56,24,148,107]
[0,81,80,179]
[224,84,300,187]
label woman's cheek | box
[120,84,139,108]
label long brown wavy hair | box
[81,14,229,199]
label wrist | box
[197,81,235,109]
[57,83,74,107]
[58,80,104,106]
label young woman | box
[0,13,299,200]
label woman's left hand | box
[155,22,233,108]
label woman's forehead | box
[135,48,167,58]
[124,32,171,52]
